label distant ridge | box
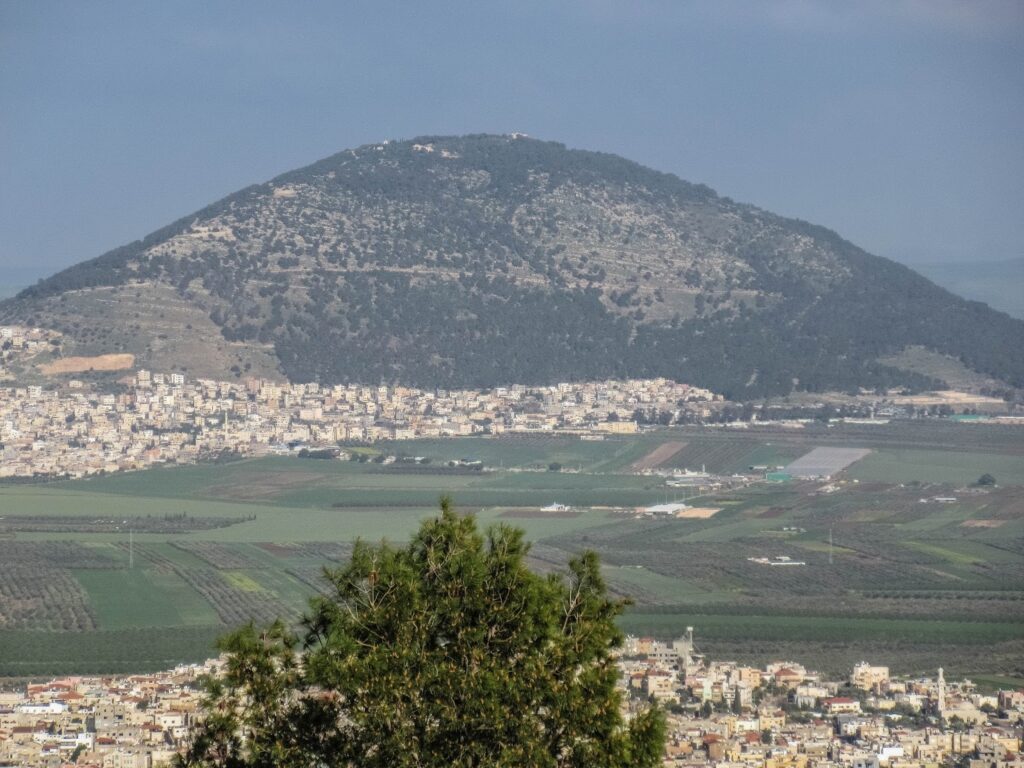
[3,134,1022,397]
[912,258,1024,321]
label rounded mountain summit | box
[4,134,1022,398]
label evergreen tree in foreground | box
[178,497,665,767]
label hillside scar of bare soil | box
[39,353,135,375]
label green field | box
[377,436,659,473]
[848,449,1024,485]
[74,569,221,629]
[901,541,981,565]
[618,612,1024,644]
[603,566,733,605]
[1,422,1022,678]
[0,628,224,676]
[973,675,1024,693]
[51,455,676,512]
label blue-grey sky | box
[2,0,1023,285]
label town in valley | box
[1,640,1021,767]
[2,325,1018,481]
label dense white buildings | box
[2,648,1020,767]
[618,637,1023,767]
[1,329,717,479]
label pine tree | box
[179,497,664,767]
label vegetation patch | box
[75,569,185,629]
[223,571,263,592]
[0,567,96,631]
[0,627,223,676]
[902,541,981,566]
[848,449,1024,485]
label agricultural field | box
[658,437,797,474]
[377,435,662,473]
[0,421,1022,679]
[847,448,1024,485]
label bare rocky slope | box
[3,134,1022,398]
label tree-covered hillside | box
[3,134,1022,397]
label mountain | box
[3,134,1022,398]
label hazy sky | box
[2,0,1023,285]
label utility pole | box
[129,529,134,570]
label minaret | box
[936,667,946,722]
[673,626,696,668]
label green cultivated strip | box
[972,675,1024,692]
[602,566,734,605]
[0,627,223,676]
[848,449,1024,485]
[619,612,1024,645]
[75,570,184,629]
